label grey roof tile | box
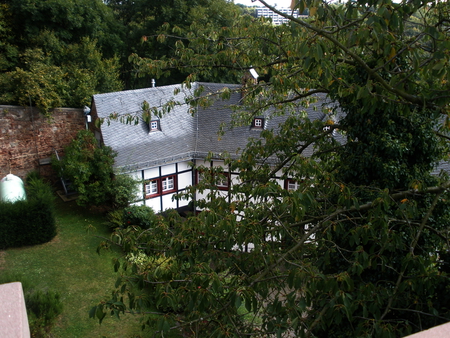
[93,83,449,177]
[92,83,345,171]
[93,85,197,170]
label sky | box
[233,0,292,8]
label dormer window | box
[149,119,161,133]
[252,117,265,130]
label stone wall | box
[0,105,85,181]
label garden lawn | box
[1,198,152,338]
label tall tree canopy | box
[92,0,450,337]
[106,0,244,88]
[0,0,123,113]
[0,0,247,112]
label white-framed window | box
[216,173,229,190]
[253,118,264,128]
[196,170,229,190]
[162,176,174,191]
[145,180,158,195]
[149,120,160,132]
[145,175,176,198]
[285,179,302,191]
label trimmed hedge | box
[0,177,56,249]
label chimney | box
[241,68,258,100]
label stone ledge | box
[0,282,30,338]
[405,322,450,338]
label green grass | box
[1,198,153,338]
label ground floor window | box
[162,176,174,191]
[285,179,302,191]
[216,173,230,190]
[145,175,177,198]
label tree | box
[0,49,66,115]
[106,0,244,88]
[52,130,139,209]
[0,0,123,112]
[93,0,450,337]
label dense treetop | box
[0,0,245,112]
[89,0,450,337]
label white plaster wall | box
[161,163,176,176]
[122,172,144,203]
[177,196,190,208]
[196,189,209,202]
[143,167,159,180]
[145,197,161,213]
[196,159,211,167]
[162,193,177,211]
[177,161,192,171]
[212,160,225,168]
[178,171,192,189]
[230,173,240,186]
[275,178,284,187]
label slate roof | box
[92,82,340,172]
[93,84,196,170]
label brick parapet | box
[0,105,85,181]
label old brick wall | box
[0,105,85,181]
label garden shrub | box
[106,205,158,230]
[110,173,142,210]
[26,289,63,338]
[123,205,157,229]
[105,208,124,230]
[52,130,141,209]
[0,175,56,249]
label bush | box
[52,130,141,209]
[105,208,124,230]
[27,289,63,338]
[106,205,157,230]
[110,174,141,210]
[0,176,56,249]
[26,174,55,207]
[123,205,157,229]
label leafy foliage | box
[123,205,158,229]
[106,205,158,230]
[52,130,139,208]
[0,0,123,112]
[92,0,450,337]
[26,289,63,338]
[107,0,244,87]
[0,0,247,110]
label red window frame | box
[144,175,177,198]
